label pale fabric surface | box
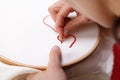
[0,62,39,80]
[0,28,115,80]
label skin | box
[48,0,92,39]
[49,0,118,39]
[26,0,120,80]
[26,46,68,80]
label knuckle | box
[57,13,64,19]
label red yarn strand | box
[43,15,76,48]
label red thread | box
[43,15,76,48]
[111,43,120,80]
[57,35,76,48]
[43,15,57,32]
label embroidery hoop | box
[0,24,100,69]
[0,0,100,69]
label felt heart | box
[43,15,76,48]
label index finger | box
[56,5,73,38]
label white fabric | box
[0,62,39,80]
[0,0,99,67]
[0,28,115,80]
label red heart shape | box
[57,35,76,48]
[43,15,76,48]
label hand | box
[48,0,92,39]
[26,46,68,80]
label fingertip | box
[51,45,60,52]
[50,45,61,58]
[55,26,64,38]
[64,27,71,36]
[59,33,64,41]
[48,45,62,67]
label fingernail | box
[64,29,70,36]
[59,35,63,41]
[52,45,60,51]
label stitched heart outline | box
[43,15,76,48]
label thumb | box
[48,46,62,69]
